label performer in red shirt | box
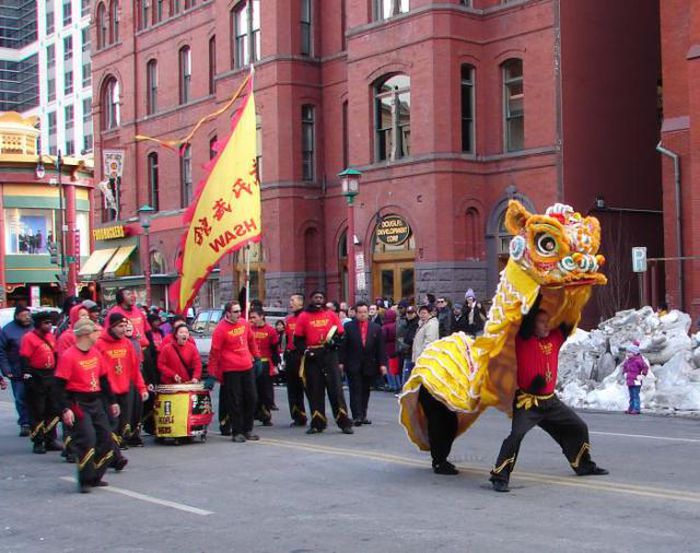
[106,288,149,349]
[208,301,260,442]
[249,308,280,426]
[283,293,308,426]
[294,290,353,435]
[56,304,90,356]
[158,325,202,384]
[19,311,59,454]
[490,299,608,492]
[55,319,120,493]
[95,313,147,465]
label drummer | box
[158,325,202,385]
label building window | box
[342,100,349,169]
[83,98,93,153]
[63,0,72,27]
[461,64,475,153]
[146,59,158,114]
[208,35,216,95]
[47,111,57,154]
[65,104,74,130]
[148,153,159,211]
[64,68,73,94]
[170,0,180,15]
[503,58,524,152]
[461,0,471,5]
[97,3,107,49]
[101,77,120,130]
[154,0,164,23]
[341,0,346,50]
[138,0,150,30]
[232,0,260,69]
[64,36,73,58]
[82,0,91,17]
[82,61,91,87]
[374,74,411,161]
[181,144,192,206]
[65,136,75,156]
[179,46,191,104]
[47,76,56,102]
[209,135,217,159]
[301,105,315,181]
[83,133,93,153]
[300,0,312,56]
[374,0,409,21]
[47,44,55,68]
[184,0,196,8]
[46,0,55,34]
[5,209,56,255]
[109,0,120,43]
[83,98,92,123]
[81,28,90,52]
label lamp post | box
[338,168,362,305]
[138,204,155,306]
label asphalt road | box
[1,386,699,553]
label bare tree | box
[595,213,635,320]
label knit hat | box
[82,300,100,312]
[398,299,409,309]
[465,288,476,300]
[32,310,54,324]
[628,343,640,355]
[108,312,128,328]
[14,304,30,317]
[73,319,97,337]
[454,303,463,310]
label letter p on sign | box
[632,247,647,273]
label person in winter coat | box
[462,289,487,336]
[412,305,440,363]
[402,306,420,381]
[0,305,34,435]
[622,343,648,415]
[382,309,400,393]
[158,325,202,384]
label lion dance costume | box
[399,200,608,480]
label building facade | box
[0,0,39,114]
[0,111,93,307]
[36,0,94,157]
[92,0,662,321]
[659,0,700,322]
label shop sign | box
[376,215,411,246]
[355,253,366,292]
[30,286,40,307]
[93,225,126,241]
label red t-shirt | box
[208,318,260,379]
[515,328,565,395]
[95,331,146,395]
[251,323,278,362]
[55,346,107,393]
[158,340,202,384]
[285,312,301,351]
[19,330,56,370]
[294,309,344,347]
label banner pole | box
[245,244,251,318]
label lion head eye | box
[535,233,559,257]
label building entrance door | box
[373,262,414,303]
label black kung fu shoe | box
[113,458,128,472]
[232,434,247,443]
[244,432,260,441]
[361,419,372,425]
[575,464,609,477]
[32,441,46,454]
[491,479,510,493]
[306,427,323,435]
[432,461,459,475]
[45,439,64,452]
[341,426,354,435]
[353,419,363,427]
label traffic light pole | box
[56,152,68,293]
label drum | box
[154,383,213,441]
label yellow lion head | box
[504,200,607,288]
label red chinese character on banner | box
[193,217,212,245]
[231,178,252,199]
[212,198,232,221]
[250,159,260,186]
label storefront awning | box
[103,245,137,275]
[78,247,118,278]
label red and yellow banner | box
[171,77,261,312]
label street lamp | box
[338,168,362,305]
[138,204,155,306]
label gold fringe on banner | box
[135,71,253,151]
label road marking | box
[590,430,700,444]
[59,477,214,516]
[259,438,700,504]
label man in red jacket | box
[249,307,279,427]
[208,301,260,443]
[19,311,60,454]
[96,313,148,466]
[106,288,148,349]
[284,293,308,427]
[294,290,353,435]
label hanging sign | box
[376,215,411,246]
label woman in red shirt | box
[158,326,202,384]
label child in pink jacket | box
[622,342,648,415]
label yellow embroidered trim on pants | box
[78,448,95,470]
[491,456,516,474]
[570,442,591,469]
[29,421,45,440]
[64,436,72,447]
[515,392,555,410]
[95,450,114,469]
[335,408,348,422]
[311,410,327,423]
[111,432,122,446]
[45,416,59,432]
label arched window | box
[502,58,524,152]
[374,0,409,21]
[147,152,159,211]
[109,0,119,44]
[301,104,315,181]
[179,45,191,104]
[374,74,410,161]
[461,64,475,153]
[138,0,150,30]
[146,59,157,115]
[96,3,107,49]
[101,77,120,130]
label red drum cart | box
[154,383,213,444]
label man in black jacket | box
[339,302,386,426]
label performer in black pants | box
[339,302,386,426]
[418,386,459,475]
[284,294,308,426]
[294,291,353,435]
[489,304,608,492]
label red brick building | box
[659,0,700,320]
[91,0,662,320]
